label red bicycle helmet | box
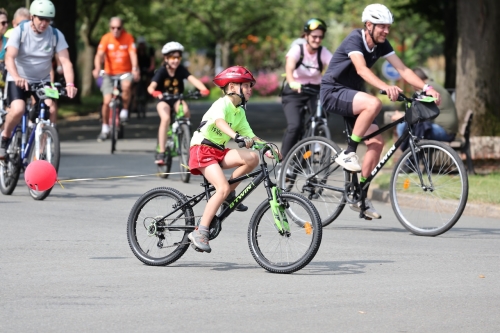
[213,66,256,88]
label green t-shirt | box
[191,96,256,147]
[429,80,458,135]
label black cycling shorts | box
[6,81,34,107]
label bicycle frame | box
[155,147,279,236]
[8,99,51,168]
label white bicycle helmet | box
[161,41,184,55]
[30,0,56,18]
[361,4,394,24]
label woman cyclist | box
[147,41,209,165]
[280,18,333,159]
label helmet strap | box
[367,24,380,46]
[226,84,246,109]
[31,17,43,34]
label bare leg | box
[198,163,231,228]
[101,94,112,126]
[156,101,171,152]
[220,149,259,192]
[361,124,384,178]
[121,79,132,110]
[352,92,382,138]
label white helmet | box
[30,0,56,18]
[162,41,184,55]
[362,4,394,24]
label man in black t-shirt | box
[320,4,441,219]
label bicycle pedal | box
[191,243,204,253]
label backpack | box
[19,20,59,55]
[295,44,323,73]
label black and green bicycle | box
[128,141,323,274]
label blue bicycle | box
[0,82,65,200]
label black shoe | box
[155,152,166,165]
[0,137,9,160]
[222,191,248,212]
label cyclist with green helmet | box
[1,0,77,160]
[281,18,333,159]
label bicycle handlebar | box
[379,90,437,103]
[161,90,202,101]
[235,139,281,162]
[28,82,67,99]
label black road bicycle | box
[127,141,322,274]
[279,91,469,236]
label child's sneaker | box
[155,152,166,165]
[221,190,248,212]
[188,229,211,253]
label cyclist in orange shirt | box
[92,16,139,142]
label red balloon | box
[24,160,57,191]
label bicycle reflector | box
[24,160,57,191]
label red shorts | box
[189,145,231,175]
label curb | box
[369,188,500,219]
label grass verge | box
[57,94,102,119]
[373,171,500,205]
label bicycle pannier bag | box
[406,100,440,125]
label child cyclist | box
[188,65,279,253]
[147,41,210,164]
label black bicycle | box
[279,91,468,236]
[156,90,200,183]
[300,85,331,139]
[127,141,322,274]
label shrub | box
[253,72,280,96]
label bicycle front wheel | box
[110,104,119,154]
[178,124,191,183]
[279,136,347,227]
[390,140,468,236]
[28,125,60,200]
[0,129,22,195]
[127,187,195,266]
[248,192,322,274]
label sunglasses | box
[167,56,182,60]
[309,34,324,40]
[37,16,52,22]
[0,21,8,26]
[110,26,122,30]
[307,19,325,31]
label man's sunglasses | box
[37,16,52,22]
[167,56,182,60]
[110,26,122,31]
[0,21,8,26]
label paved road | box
[1,104,499,332]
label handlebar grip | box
[379,90,405,102]
[237,142,246,148]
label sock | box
[345,134,362,154]
[360,176,367,183]
[198,225,209,236]
[102,124,110,133]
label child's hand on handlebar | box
[234,133,254,149]
[151,90,163,99]
[265,148,282,160]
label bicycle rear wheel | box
[157,144,172,179]
[127,187,195,266]
[28,125,60,200]
[279,136,347,227]
[390,140,468,236]
[248,192,322,274]
[178,124,191,183]
[0,129,22,195]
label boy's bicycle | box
[101,72,131,154]
[156,90,201,183]
[0,82,65,200]
[127,141,322,274]
[278,91,468,236]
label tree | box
[394,0,457,89]
[455,0,500,135]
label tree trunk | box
[52,0,80,103]
[456,0,500,135]
[443,0,457,89]
[220,41,231,70]
[79,18,95,97]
